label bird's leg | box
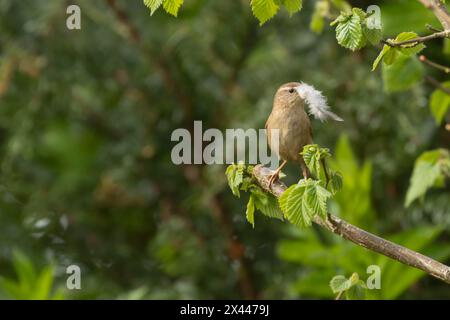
[268,160,287,187]
[300,160,310,180]
[320,158,330,187]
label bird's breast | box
[266,107,312,162]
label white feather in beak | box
[295,82,343,122]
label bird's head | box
[273,81,343,122]
[273,82,304,109]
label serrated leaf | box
[382,55,424,92]
[429,81,450,124]
[246,196,255,227]
[285,183,312,227]
[301,144,330,180]
[304,182,331,219]
[251,186,284,220]
[282,0,303,16]
[279,184,296,215]
[328,171,343,195]
[251,0,280,26]
[144,0,164,15]
[162,0,183,17]
[329,275,351,293]
[351,7,366,20]
[225,163,245,197]
[334,12,365,51]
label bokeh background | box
[0,0,449,299]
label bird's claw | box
[268,172,279,188]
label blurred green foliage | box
[0,0,449,299]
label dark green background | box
[0,0,448,299]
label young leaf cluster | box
[226,163,283,227]
[329,272,367,300]
[144,0,184,17]
[330,8,382,51]
[278,144,343,228]
[372,32,425,71]
[250,0,303,26]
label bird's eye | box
[288,89,294,93]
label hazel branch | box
[252,165,450,285]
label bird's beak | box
[294,85,304,99]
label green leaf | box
[346,281,366,300]
[301,144,330,179]
[405,149,449,206]
[304,182,331,219]
[334,11,365,51]
[251,0,280,26]
[383,46,399,65]
[310,0,328,34]
[373,32,424,71]
[33,266,54,300]
[279,184,296,214]
[362,24,382,45]
[328,171,343,195]
[225,163,245,197]
[251,187,284,220]
[279,179,331,227]
[12,250,36,290]
[162,0,183,17]
[282,0,303,16]
[393,32,426,56]
[372,45,391,71]
[284,183,312,227]
[144,0,164,15]
[382,55,424,92]
[246,196,255,227]
[329,275,351,293]
[429,81,450,124]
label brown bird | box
[265,82,343,186]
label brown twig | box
[383,30,450,47]
[426,23,442,33]
[425,75,450,95]
[420,55,450,73]
[418,0,450,30]
[253,165,450,285]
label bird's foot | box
[268,171,280,187]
